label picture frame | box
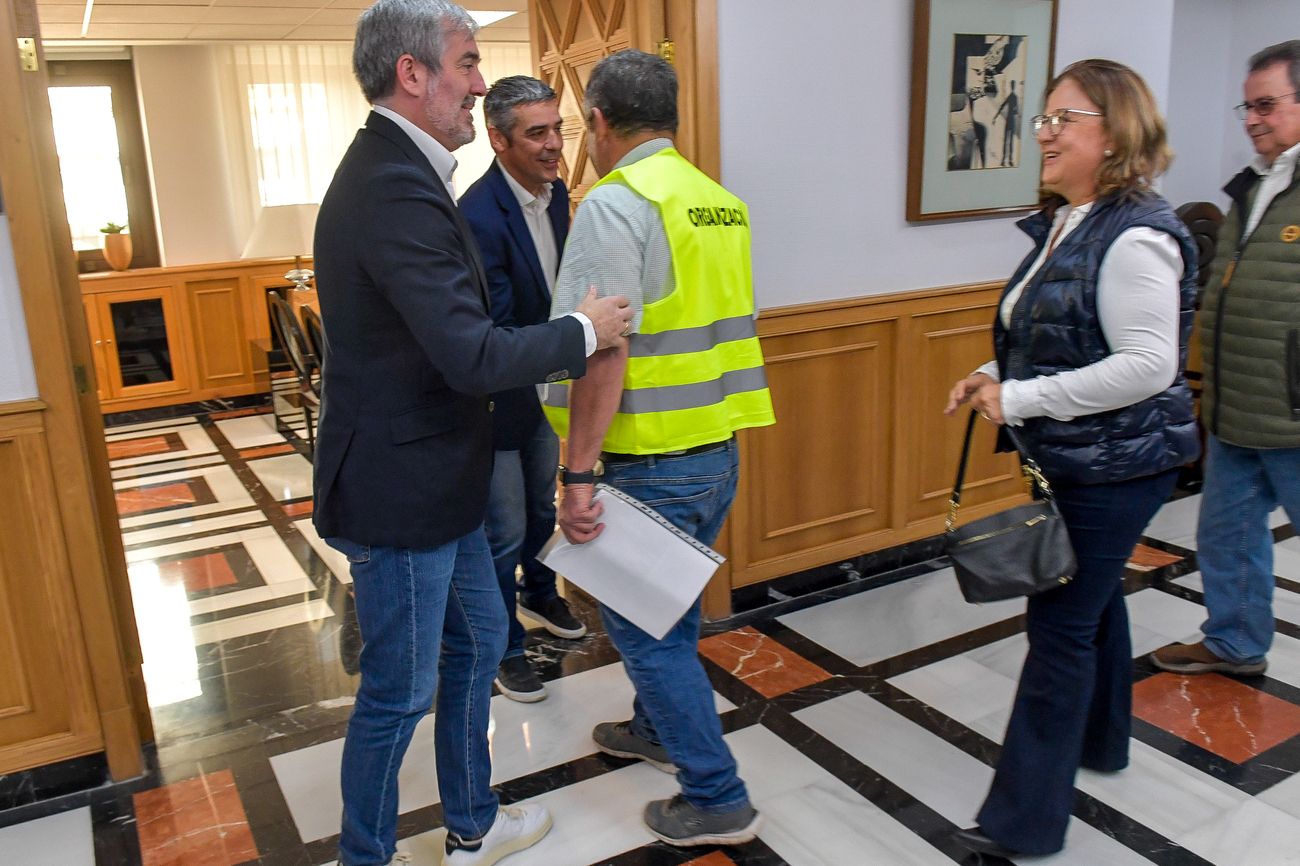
[906,0,1058,222]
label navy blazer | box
[311,112,586,548]
[459,161,570,449]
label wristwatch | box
[559,458,604,486]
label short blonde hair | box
[1048,59,1172,199]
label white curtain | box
[216,42,535,240]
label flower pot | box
[103,233,133,270]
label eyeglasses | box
[1031,109,1104,137]
[1234,91,1299,120]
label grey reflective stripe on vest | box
[542,365,767,414]
[628,314,757,358]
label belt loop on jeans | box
[601,434,734,466]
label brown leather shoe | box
[1150,641,1267,676]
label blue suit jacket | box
[459,160,570,449]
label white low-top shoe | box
[442,804,553,866]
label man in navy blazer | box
[311,3,631,864]
[460,76,587,704]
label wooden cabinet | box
[81,258,308,413]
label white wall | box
[134,45,243,266]
[0,212,40,402]
[1162,0,1234,209]
[1220,0,1300,185]
[718,0,1183,309]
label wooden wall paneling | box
[2,0,148,776]
[0,410,103,772]
[186,277,252,391]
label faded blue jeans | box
[1199,434,1300,664]
[599,438,749,812]
[484,418,561,659]
[327,528,506,866]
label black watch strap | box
[559,459,604,486]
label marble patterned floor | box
[3,404,1300,864]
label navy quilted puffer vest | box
[994,192,1201,484]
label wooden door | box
[95,285,192,401]
[185,277,253,393]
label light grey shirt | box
[499,160,559,293]
[549,138,677,331]
[1244,140,1300,240]
[976,201,1184,426]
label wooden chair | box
[299,303,326,370]
[1176,200,1225,487]
[268,292,320,454]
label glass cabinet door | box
[96,287,189,398]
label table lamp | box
[241,203,320,291]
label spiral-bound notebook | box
[538,483,726,639]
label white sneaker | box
[442,804,552,865]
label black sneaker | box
[494,655,546,703]
[517,596,587,639]
[592,721,676,773]
[643,794,761,847]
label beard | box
[424,86,476,150]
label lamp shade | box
[241,203,319,259]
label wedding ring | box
[621,324,631,337]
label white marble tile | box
[793,692,1151,866]
[1259,760,1300,820]
[1174,571,1300,632]
[111,453,225,481]
[965,633,1028,681]
[247,452,314,502]
[215,413,285,448]
[778,567,1024,666]
[120,508,267,546]
[294,518,352,585]
[275,663,735,844]
[1272,506,1292,530]
[191,597,333,645]
[108,424,217,468]
[1265,633,1300,692]
[186,527,316,616]
[1143,493,1201,550]
[127,529,249,563]
[1124,588,1206,646]
[0,806,94,866]
[888,654,1019,741]
[116,464,256,529]
[1176,798,1300,865]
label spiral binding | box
[595,483,726,564]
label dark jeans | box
[977,468,1179,855]
[600,439,750,811]
[327,528,506,866]
[484,418,561,659]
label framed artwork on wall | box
[906,0,1058,222]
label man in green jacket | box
[1154,40,1300,676]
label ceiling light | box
[470,11,517,27]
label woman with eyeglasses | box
[943,59,1201,858]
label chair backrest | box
[300,304,326,368]
[1175,201,1225,296]
[268,292,318,394]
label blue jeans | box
[1199,434,1300,664]
[327,528,506,866]
[484,419,561,659]
[977,469,1178,855]
[600,438,749,812]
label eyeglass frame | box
[1234,91,1300,121]
[1030,108,1105,137]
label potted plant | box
[101,221,132,271]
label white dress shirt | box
[370,105,595,353]
[1243,141,1300,240]
[976,201,1184,426]
[499,161,559,293]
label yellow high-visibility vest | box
[544,147,775,454]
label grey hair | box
[1249,40,1300,94]
[353,0,479,103]
[584,49,677,136]
[484,76,557,136]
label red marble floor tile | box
[160,552,239,593]
[698,626,832,698]
[240,443,296,459]
[1133,672,1300,763]
[209,407,270,420]
[116,481,200,516]
[683,853,736,866]
[1127,543,1184,572]
[281,499,314,517]
[107,433,182,461]
[133,769,258,866]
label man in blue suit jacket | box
[460,76,587,703]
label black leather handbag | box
[944,410,1077,603]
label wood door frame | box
[2,0,149,778]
